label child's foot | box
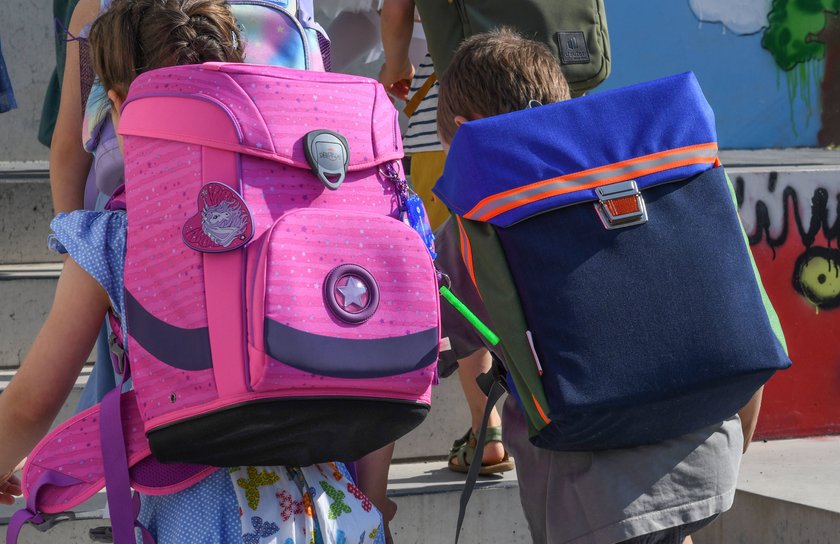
[447,427,514,475]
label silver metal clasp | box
[594,180,648,230]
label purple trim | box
[105,184,127,211]
[248,230,267,348]
[129,458,209,489]
[236,157,253,391]
[6,471,83,544]
[264,318,438,378]
[132,493,156,544]
[125,290,212,371]
[323,264,380,324]
[7,507,42,544]
[101,387,136,544]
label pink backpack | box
[10,63,439,543]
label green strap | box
[439,285,500,346]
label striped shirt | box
[404,54,443,153]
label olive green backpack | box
[414,0,610,96]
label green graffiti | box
[763,0,838,133]
[778,58,821,132]
[763,0,834,70]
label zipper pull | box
[380,161,409,215]
[380,161,437,259]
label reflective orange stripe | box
[455,216,477,287]
[464,142,719,222]
[531,393,551,424]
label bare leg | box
[355,443,397,544]
[456,348,505,464]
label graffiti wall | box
[601,0,839,149]
[603,3,840,436]
[737,169,840,438]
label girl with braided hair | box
[2,0,386,542]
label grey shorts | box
[617,515,718,544]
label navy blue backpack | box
[434,72,791,452]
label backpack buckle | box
[594,180,648,229]
[108,332,126,375]
[304,130,349,191]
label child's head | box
[436,28,571,147]
[89,0,244,102]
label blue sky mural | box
[599,0,824,149]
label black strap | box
[455,379,507,544]
[475,355,508,397]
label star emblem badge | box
[337,277,368,309]
[324,264,380,324]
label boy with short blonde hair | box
[436,27,570,145]
[433,27,573,478]
[434,28,751,544]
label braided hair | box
[89,0,244,99]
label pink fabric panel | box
[23,393,150,514]
[125,67,274,153]
[242,156,398,240]
[371,83,403,160]
[123,64,401,168]
[257,209,438,339]
[119,96,242,148]
[254,352,434,406]
[234,73,397,167]
[123,137,207,328]
[129,340,218,422]
[201,147,249,396]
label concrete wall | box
[4,0,839,155]
[0,1,54,162]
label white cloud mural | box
[689,0,773,35]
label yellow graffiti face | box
[794,247,840,309]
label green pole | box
[439,285,500,346]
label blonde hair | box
[89,0,244,99]
[437,28,571,145]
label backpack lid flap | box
[433,72,719,227]
[120,63,402,171]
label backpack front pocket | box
[247,209,439,392]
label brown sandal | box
[447,426,514,475]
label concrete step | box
[0,164,55,265]
[694,436,840,544]
[1,152,839,266]
[4,437,840,543]
[719,148,840,167]
[0,264,61,369]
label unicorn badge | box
[183,182,254,252]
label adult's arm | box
[49,0,99,214]
[378,0,416,100]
